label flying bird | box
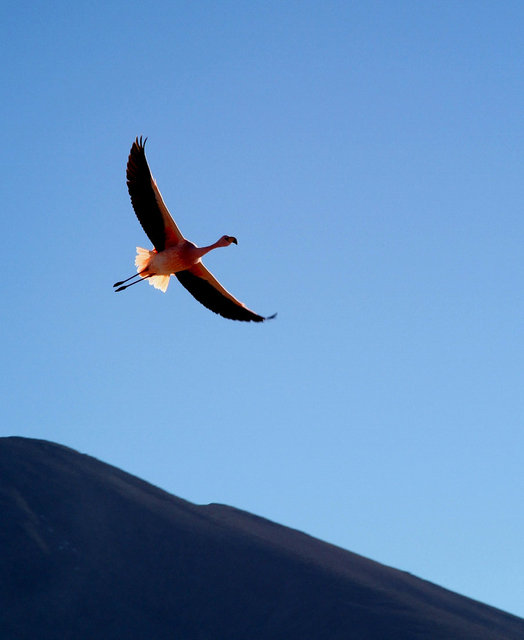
[114,137,276,323]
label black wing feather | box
[126,136,167,251]
[176,270,270,322]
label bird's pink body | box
[139,238,231,277]
[135,238,234,292]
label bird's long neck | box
[195,238,226,258]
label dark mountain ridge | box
[1,436,522,639]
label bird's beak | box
[230,237,238,245]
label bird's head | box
[219,235,238,246]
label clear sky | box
[2,0,523,618]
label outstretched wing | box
[126,137,184,251]
[176,263,276,323]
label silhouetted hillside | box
[1,436,522,639]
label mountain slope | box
[1,436,522,640]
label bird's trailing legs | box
[113,271,150,292]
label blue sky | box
[2,0,523,617]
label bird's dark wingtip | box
[265,313,277,321]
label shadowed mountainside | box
[1,436,523,640]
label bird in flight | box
[114,137,276,323]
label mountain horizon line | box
[1,435,522,640]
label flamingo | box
[114,137,276,323]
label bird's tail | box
[135,247,170,293]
